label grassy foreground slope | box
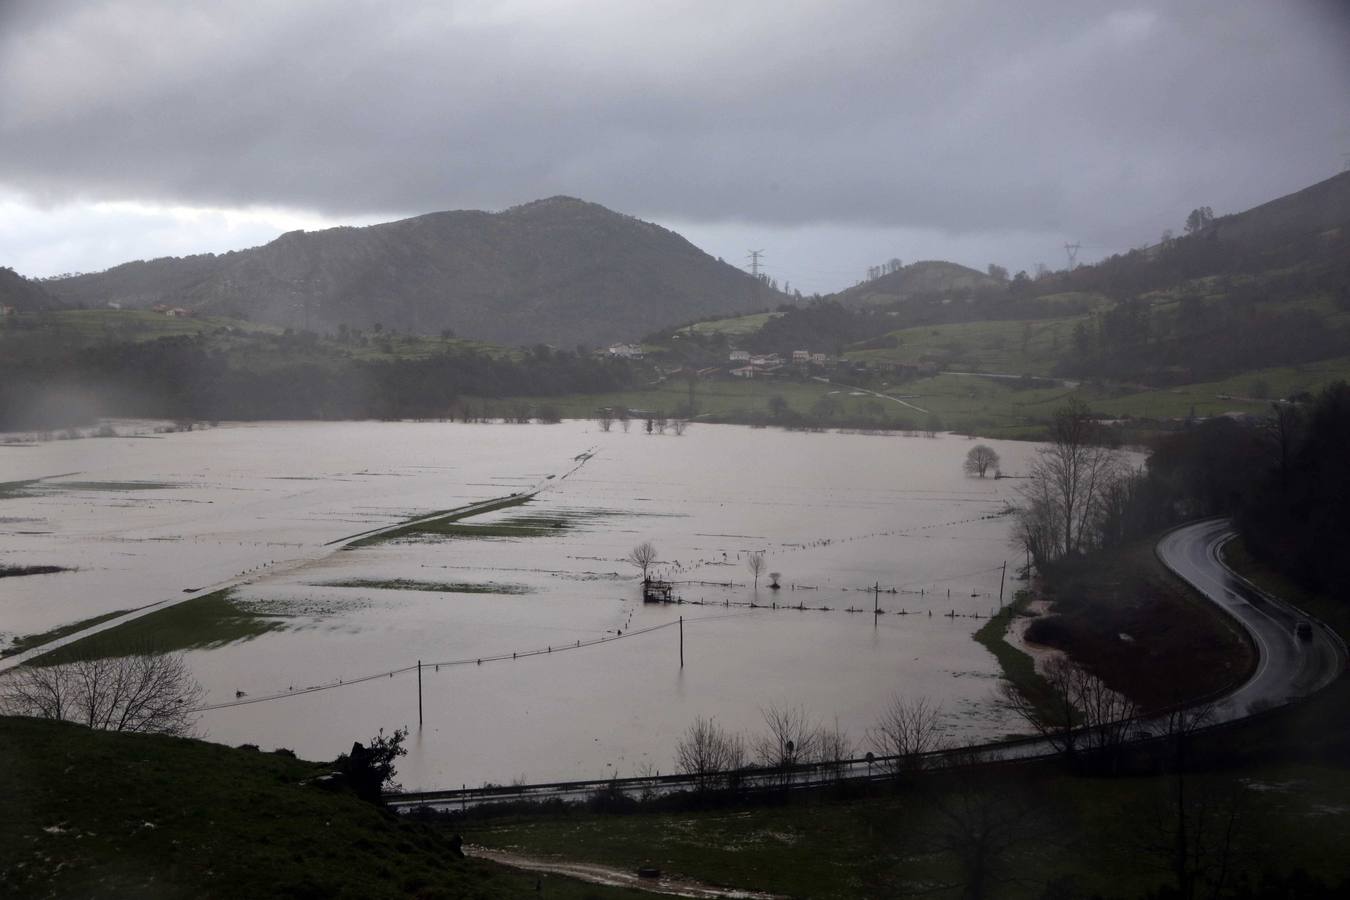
[0,716,639,899]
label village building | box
[607,343,645,360]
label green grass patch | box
[2,608,139,658]
[319,579,531,595]
[846,315,1090,376]
[0,716,641,899]
[0,564,69,579]
[467,759,1350,899]
[972,588,1056,728]
[678,311,782,336]
[31,590,285,664]
[346,494,536,548]
[45,480,180,492]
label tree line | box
[0,334,637,429]
[1013,384,1350,609]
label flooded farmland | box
[2,421,1040,788]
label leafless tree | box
[675,716,745,791]
[1018,401,1122,561]
[868,695,946,775]
[999,655,1139,770]
[671,419,688,436]
[619,411,632,432]
[998,655,1082,761]
[626,540,658,582]
[1,651,204,737]
[746,551,766,589]
[753,703,819,778]
[963,444,1001,478]
[815,717,853,780]
[596,409,614,432]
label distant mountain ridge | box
[833,260,1003,307]
[0,266,62,312]
[43,198,781,346]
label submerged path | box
[392,518,1347,812]
[0,449,596,673]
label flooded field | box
[2,421,1040,788]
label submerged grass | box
[31,589,285,664]
[319,579,531,595]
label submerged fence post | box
[999,561,1007,608]
[417,659,423,727]
[679,616,684,668]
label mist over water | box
[3,420,1039,787]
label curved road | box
[1156,518,1345,722]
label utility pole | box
[747,249,765,279]
[1063,242,1081,271]
[417,659,423,727]
[679,616,684,668]
[998,561,1007,608]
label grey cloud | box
[1,0,1348,249]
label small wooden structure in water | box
[642,577,674,603]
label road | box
[392,519,1346,811]
[1155,518,1345,721]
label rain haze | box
[5,3,1350,898]
[2,0,1348,289]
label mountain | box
[833,260,1004,307]
[1204,170,1350,246]
[0,267,63,312]
[42,198,781,346]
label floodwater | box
[2,421,1040,788]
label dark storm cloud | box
[2,0,1348,248]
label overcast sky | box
[2,0,1348,294]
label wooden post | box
[417,659,423,727]
[679,616,684,668]
[874,581,879,620]
[998,561,1007,608]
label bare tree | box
[998,655,1082,762]
[998,655,1138,770]
[626,541,658,582]
[1,651,204,737]
[619,411,632,433]
[815,717,853,779]
[746,551,766,589]
[753,704,819,781]
[675,716,745,791]
[596,409,614,432]
[1019,401,1122,561]
[868,695,946,775]
[963,444,1001,478]
[671,419,688,436]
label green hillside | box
[0,716,638,899]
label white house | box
[792,349,811,363]
[607,343,645,360]
[729,349,750,363]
